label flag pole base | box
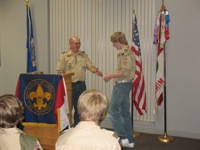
[133,131,140,138]
[157,132,174,143]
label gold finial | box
[161,0,165,11]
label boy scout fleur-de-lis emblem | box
[29,84,52,110]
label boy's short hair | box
[78,89,108,122]
[0,94,24,128]
[111,32,128,45]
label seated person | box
[0,94,43,150]
[56,89,121,150]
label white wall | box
[0,0,6,94]
[49,0,157,123]
[163,0,200,138]
[0,0,200,139]
[135,0,200,139]
[0,0,49,95]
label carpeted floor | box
[122,132,200,150]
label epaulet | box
[124,49,128,52]
[59,128,70,136]
[112,132,119,139]
[80,51,86,54]
[20,133,38,150]
[79,51,87,56]
[62,51,72,57]
[67,54,73,57]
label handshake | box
[92,66,123,82]
[95,69,117,83]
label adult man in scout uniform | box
[57,36,103,126]
[104,32,136,148]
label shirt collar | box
[0,127,24,134]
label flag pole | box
[132,9,140,138]
[157,0,174,143]
[131,88,140,138]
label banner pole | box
[131,88,140,138]
[132,9,140,138]
[157,0,174,143]
[157,45,174,142]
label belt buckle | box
[115,81,121,84]
[73,80,83,84]
[115,80,130,84]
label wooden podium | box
[62,72,74,127]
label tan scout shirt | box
[57,49,93,82]
[0,127,43,150]
[115,45,136,82]
[56,121,121,150]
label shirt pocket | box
[78,57,87,68]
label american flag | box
[131,14,147,115]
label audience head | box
[111,32,128,45]
[69,36,81,53]
[0,94,24,128]
[78,89,108,123]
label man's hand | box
[103,73,112,82]
[96,70,103,77]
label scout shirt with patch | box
[0,127,43,150]
[57,49,93,82]
[115,45,136,82]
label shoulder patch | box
[123,49,130,56]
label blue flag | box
[26,1,37,72]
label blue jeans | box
[72,81,86,126]
[109,82,134,143]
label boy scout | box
[104,32,135,148]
